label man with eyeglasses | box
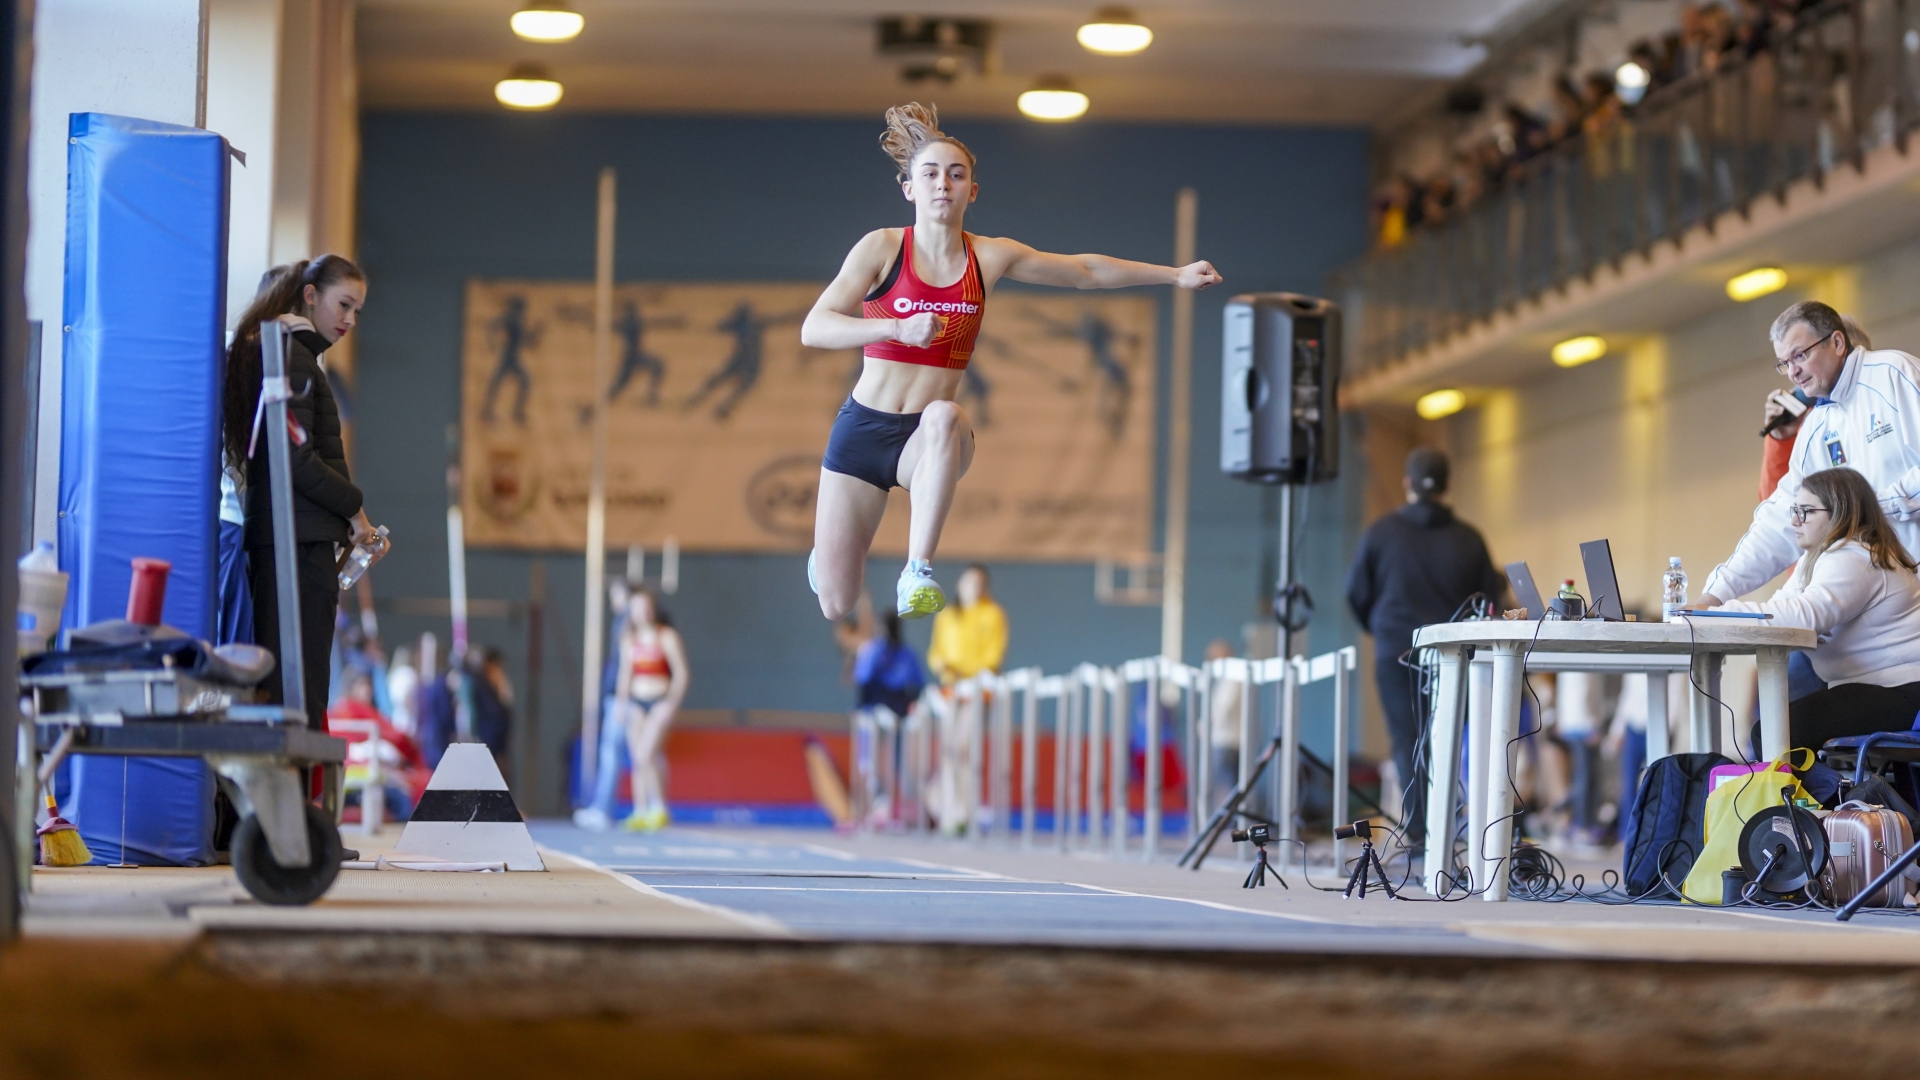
[1699,300,1920,614]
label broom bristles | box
[38,794,92,867]
[39,822,90,867]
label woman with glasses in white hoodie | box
[1720,466,1920,751]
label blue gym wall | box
[354,111,1372,813]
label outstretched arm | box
[801,229,944,351]
[980,236,1222,291]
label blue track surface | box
[530,823,1469,950]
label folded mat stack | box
[57,113,230,866]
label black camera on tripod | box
[1230,824,1272,845]
[1333,820,1371,841]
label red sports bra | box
[628,635,670,681]
[861,227,986,370]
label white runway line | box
[652,885,1130,896]
[539,848,794,937]
[595,866,999,880]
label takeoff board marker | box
[393,744,546,871]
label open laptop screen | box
[1504,561,1545,620]
[1579,539,1627,622]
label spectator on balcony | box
[1374,178,1411,248]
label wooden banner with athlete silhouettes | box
[459,279,1154,560]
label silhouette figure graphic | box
[606,301,679,407]
[482,296,540,425]
[1025,310,1134,439]
[682,302,801,420]
[577,301,683,426]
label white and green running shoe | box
[897,560,946,619]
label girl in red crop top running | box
[799,103,1222,624]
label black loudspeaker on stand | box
[1182,295,1340,874]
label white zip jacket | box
[1703,346,1920,601]
[1721,540,1920,688]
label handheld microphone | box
[1759,388,1813,437]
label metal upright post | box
[579,168,616,793]
[1276,658,1301,871]
[1110,669,1127,857]
[1331,647,1354,873]
[260,324,306,726]
[990,675,1013,843]
[1086,667,1105,850]
[1021,677,1039,849]
[1059,676,1075,845]
[1143,664,1161,861]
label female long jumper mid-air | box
[802,103,1222,620]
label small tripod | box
[1336,819,1398,899]
[1232,824,1288,889]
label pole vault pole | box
[1160,188,1197,663]
[580,168,616,794]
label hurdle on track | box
[849,646,1358,866]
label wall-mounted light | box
[1615,60,1650,105]
[495,64,563,110]
[1018,76,1090,121]
[1077,7,1153,55]
[1551,335,1607,368]
[1416,388,1467,420]
[1726,266,1788,302]
[511,1,584,43]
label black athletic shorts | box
[822,397,920,491]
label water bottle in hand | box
[338,525,389,591]
[1662,557,1687,622]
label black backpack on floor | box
[1622,752,1732,898]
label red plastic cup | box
[127,557,172,626]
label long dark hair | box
[222,254,365,470]
[1797,467,1917,583]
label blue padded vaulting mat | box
[58,113,230,866]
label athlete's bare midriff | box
[851,356,965,415]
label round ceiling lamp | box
[1018,77,1090,122]
[495,64,563,110]
[1077,7,1153,55]
[511,1,584,43]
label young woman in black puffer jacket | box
[222,255,388,728]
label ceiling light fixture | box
[1018,76,1089,121]
[1551,335,1607,368]
[495,64,563,110]
[1416,388,1467,421]
[1077,7,1153,55]
[511,1,584,43]
[1726,266,1788,302]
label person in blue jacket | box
[855,611,926,720]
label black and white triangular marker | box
[392,744,546,871]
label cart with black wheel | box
[16,322,353,907]
[26,703,347,906]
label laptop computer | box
[1579,539,1627,622]
[1504,561,1546,620]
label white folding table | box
[1411,618,1815,900]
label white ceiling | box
[358,0,1553,125]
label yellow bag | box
[1680,750,1816,905]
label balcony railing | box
[1336,0,1920,381]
